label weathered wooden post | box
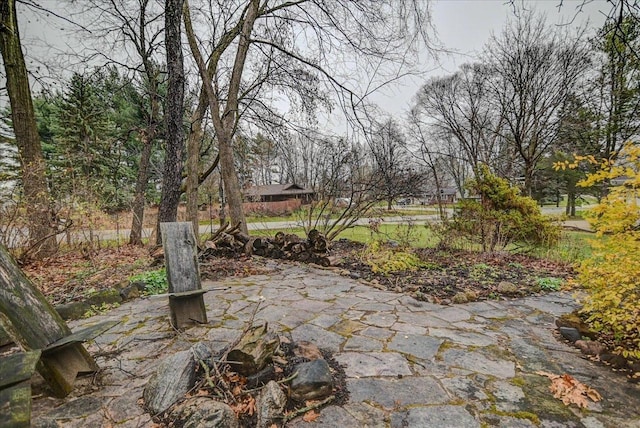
[160,222,208,329]
[0,244,116,398]
[0,350,41,427]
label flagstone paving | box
[31,262,640,427]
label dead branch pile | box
[200,223,330,267]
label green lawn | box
[250,223,597,265]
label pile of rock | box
[142,324,346,427]
[556,315,640,382]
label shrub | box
[556,143,640,358]
[444,165,560,252]
[360,240,423,275]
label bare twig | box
[282,395,336,423]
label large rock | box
[257,381,287,428]
[290,359,333,401]
[143,350,198,414]
[559,327,581,343]
[169,397,239,428]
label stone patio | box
[30,261,640,427]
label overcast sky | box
[371,0,610,117]
[11,0,611,129]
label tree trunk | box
[183,0,258,236]
[156,0,185,244]
[523,161,534,197]
[130,64,160,246]
[0,0,58,259]
[129,131,154,245]
[184,82,211,240]
[218,134,247,233]
[185,121,201,241]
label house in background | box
[243,183,315,204]
[419,187,458,205]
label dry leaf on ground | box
[536,371,602,408]
[302,410,321,422]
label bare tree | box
[406,108,451,218]
[183,0,435,235]
[486,11,591,195]
[298,136,379,241]
[0,0,58,258]
[368,118,423,210]
[413,63,505,177]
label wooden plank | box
[160,222,207,329]
[0,350,41,389]
[168,294,208,327]
[160,222,202,293]
[43,320,119,353]
[40,343,99,398]
[0,244,98,397]
[0,383,32,428]
[169,289,207,298]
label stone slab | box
[391,405,479,428]
[348,376,448,408]
[441,348,516,379]
[387,334,444,360]
[334,352,412,377]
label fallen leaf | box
[536,371,602,408]
[302,409,320,422]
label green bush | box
[444,165,560,252]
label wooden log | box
[208,222,229,242]
[0,244,99,397]
[294,252,311,262]
[226,323,280,376]
[307,229,321,243]
[282,234,302,251]
[253,237,268,249]
[231,231,251,244]
[312,256,331,267]
[274,231,285,245]
[312,236,327,253]
[160,222,207,329]
[243,237,257,256]
[290,243,307,254]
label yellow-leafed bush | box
[556,143,640,358]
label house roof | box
[243,183,314,197]
[423,187,458,196]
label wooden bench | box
[0,244,117,398]
[160,222,208,329]
[0,350,41,427]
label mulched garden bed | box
[330,239,575,304]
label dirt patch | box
[330,239,575,304]
[22,245,153,306]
